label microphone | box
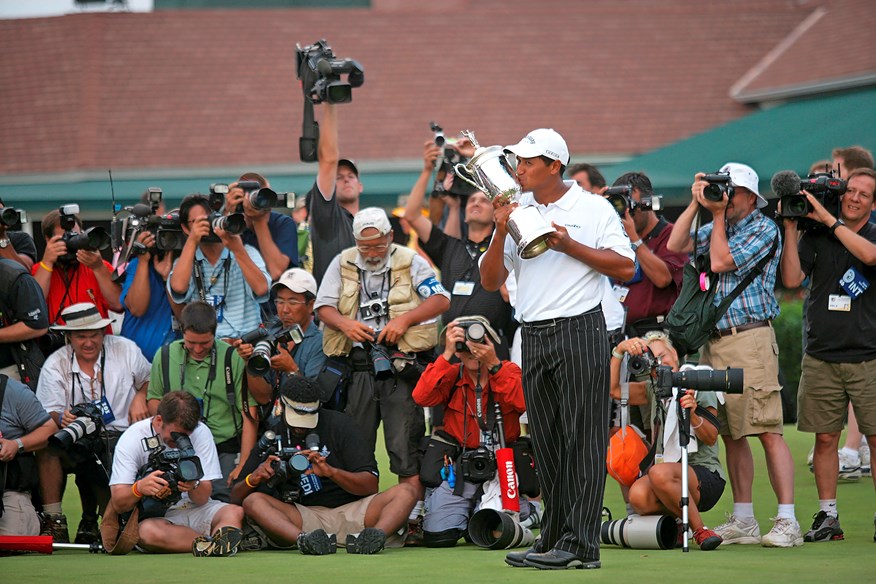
[316,59,333,76]
[771,170,801,199]
[131,203,153,218]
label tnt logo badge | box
[839,267,869,299]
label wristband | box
[691,418,704,430]
[244,473,257,488]
[829,219,844,234]
[611,349,625,360]
[132,481,143,498]
[630,240,643,252]
[39,261,53,273]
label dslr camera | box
[0,207,27,228]
[604,185,663,216]
[296,39,364,105]
[262,431,322,504]
[366,331,394,381]
[460,446,497,484]
[701,172,735,202]
[453,318,488,352]
[236,181,295,212]
[137,432,205,507]
[58,204,111,262]
[239,322,305,377]
[627,348,658,378]
[780,171,846,221]
[48,402,104,451]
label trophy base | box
[508,205,555,259]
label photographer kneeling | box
[412,317,537,548]
[230,376,417,554]
[107,391,244,556]
[610,331,726,551]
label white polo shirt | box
[501,182,634,322]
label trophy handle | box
[453,163,484,192]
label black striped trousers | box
[521,307,610,561]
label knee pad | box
[423,528,463,548]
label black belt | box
[522,306,601,329]
[715,320,770,338]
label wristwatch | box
[15,438,24,454]
[630,239,643,252]
[488,362,502,375]
[0,238,10,249]
[193,480,201,490]
[829,219,845,234]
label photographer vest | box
[322,244,438,357]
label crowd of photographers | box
[0,102,874,563]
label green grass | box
[4,426,875,583]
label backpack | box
[664,212,778,356]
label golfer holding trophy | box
[478,128,635,570]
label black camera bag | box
[419,430,460,488]
[316,357,351,411]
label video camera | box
[780,171,846,222]
[701,172,734,202]
[236,181,295,212]
[0,207,27,228]
[58,204,111,262]
[296,39,364,105]
[137,432,204,507]
[239,322,305,376]
[429,121,478,199]
[604,185,663,216]
[48,402,104,451]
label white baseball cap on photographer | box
[352,207,392,240]
[505,128,570,166]
[272,268,317,297]
[720,162,767,209]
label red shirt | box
[413,356,526,449]
[32,260,114,329]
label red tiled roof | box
[732,0,876,101]
[0,1,815,176]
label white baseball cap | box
[352,207,392,240]
[505,128,570,166]
[271,268,317,297]
[720,162,767,209]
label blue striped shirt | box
[694,210,780,329]
[168,245,271,338]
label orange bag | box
[606,424,650,487]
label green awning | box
[599,87,876,207]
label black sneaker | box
[192,526,243,557]
[297,529,337,555]
[804,511,844,542]
[345,528,386,554]
[74,516,100,545]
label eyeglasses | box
[356,243,390,254]
[274,298,309,308]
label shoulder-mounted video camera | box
[297,39,364,105]
[780,171,846,225]
[239,322,305,377]
[430,121,478,199]
[137,432,204,507]
[604,185,663,216]
[117,189,186,256]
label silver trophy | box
[453,130,555,259]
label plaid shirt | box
[694,209,780,329]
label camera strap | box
[70,346,107,403]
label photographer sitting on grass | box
[107,391,244,556]
[610,331,726,551]
[230,375,417,555]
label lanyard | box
[70,347,107,403]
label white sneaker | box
[860,443,871,477]
[838,449,862,481]
[761,517,804,548]
[713,513,761,545]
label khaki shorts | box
[700,324,783,440]
[163,498,230,537]
[0,491,40,536]
[296,495,404,548]
[797,353,876,435]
